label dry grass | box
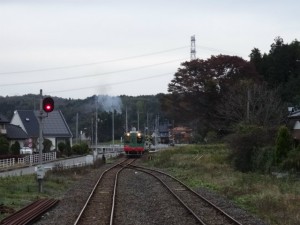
[145,144,300,225]
[0,164,98,221]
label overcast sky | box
[0,0,299,99]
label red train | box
[123,128,145,156]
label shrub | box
[275,126,293,164]
[251,146,275,173]
[192,133,203,143]
[205,131,218,143]
[10,141,20,155]
[72,145,81,155]
[65,140,73,156]
[281,146,300,172]
[0,135,10,155]
[43,139,52,152]
[72,143,90,155]
[226,124,273,172]
[57,142,66,155]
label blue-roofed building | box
[11,110,73,151]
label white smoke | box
[97,95,122,113]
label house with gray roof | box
[287,109,300,141]
[10,110,73,151]
[0,113,9,135]
[0,113,28,147]
[6,124,29,146]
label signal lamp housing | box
[43,97,54,113]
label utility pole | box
[155,114,159,146]
[91,118,93,147]
[125,106,128,132]
[37,89,44,193]
[137,110,140,131]
[146,112,149,135]
[112,107,114,151]
[247,89,250,122]
[95,97,98,156]
[76,113,78,144]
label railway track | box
[3,157,262,224]
[126,164,243,225]
[73,158,135,225]
[0,198,59,225]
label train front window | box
[124,133,130,143]
[137,135,143,143]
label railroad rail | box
[0,198,59,225]
[73,158,135,225]
[127,164,243,225]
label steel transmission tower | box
[190,35,196,60]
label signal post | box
[37,89,54,193]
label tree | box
[72,143,89,155]
[65,140,73,156]
[43,139,52,152]
[275,126,293,164]
[0,135,10,155]
[227,124,270,172]
[217,82,286,127]
[58,142,66,155]
[251,37,300,104]
[249,48,263,75]
[166,55,260,135]
[10,141,20,155]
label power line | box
[46,72,173,94]
[0,44,238,76]
[0,58,188,87]
[0,46,189,75]
[196,45,238,55]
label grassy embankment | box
[144,144,300,225]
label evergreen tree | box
[250,37,300,104]
[275,126,293,164]
[0,135,10,155]
[10,141,20,155]
[43,139,53,152]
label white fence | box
[91,144,124,153]
[0,152,56,169]
[51,161,87,170]
[0,158,15,168]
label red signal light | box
[43,97,54,113]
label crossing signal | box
[43,97,54,113]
